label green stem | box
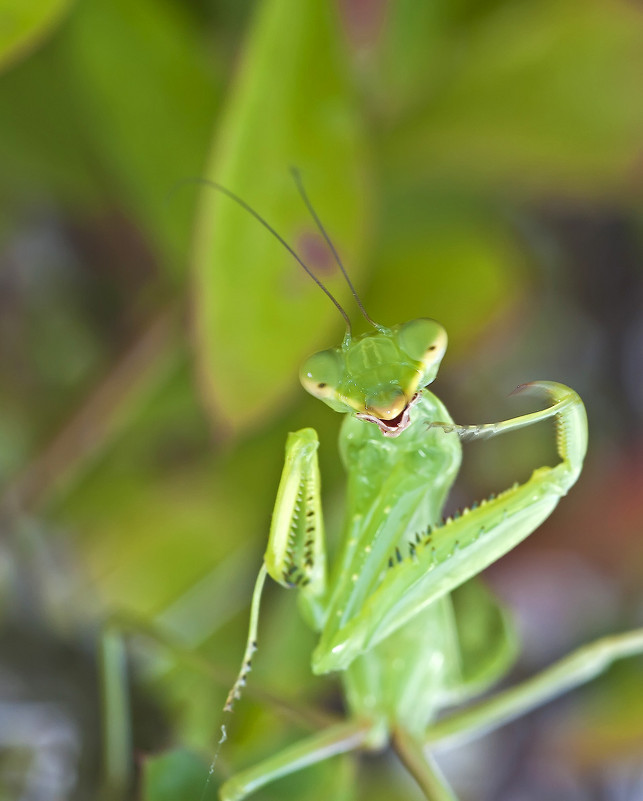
[392,728,459,801]
[100,627,132,796]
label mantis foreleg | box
[313,382,587,672]
[264,428,327,629]
[223,429,328,712]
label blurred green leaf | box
[54,347,297,623]
[65,0,219,276]
[193,0,370,435]
[379,0,643,195]
[362,1,456,116]
[0,0,71,74]
[567,660,643,761]
[142,748,208,801]
[367,188,526,355]
[0,37,104,211]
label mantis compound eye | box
[300,349,342,400]
[398,318,447,366]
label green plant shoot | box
[215,176,643,801]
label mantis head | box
[300,318,447,437]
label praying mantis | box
[209,173,643,801]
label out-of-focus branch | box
[1,306,180,514]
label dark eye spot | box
[318,382,326,389]
[427,345,436,351]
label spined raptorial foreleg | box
[264,428,328,628]
[428,381,587,474]
[425,627,643,748]
[225,429,328,710]
[312,382,587,673]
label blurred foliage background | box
[1,0,642,799]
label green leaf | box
[0,37,105,212]
[193,0,370,435]
[142,749,208,801]
[0,0,72,74]
[379,0,643,195]
[64,0,219,275]
[367,187,526,356]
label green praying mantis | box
[207,173,643,801]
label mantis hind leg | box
[219,720,376,801]
[424,627,643,748]
[219,719,466,801]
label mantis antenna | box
[177,177,353,334]
[290,166,381,329]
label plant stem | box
[392,728,459,801]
